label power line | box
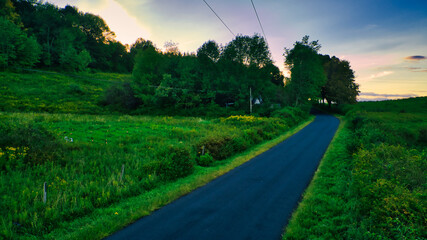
[250,0,268,45]
[202,0,235,37]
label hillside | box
[354,97,427,113]
[0,69,311,239]
[0,70,131,114]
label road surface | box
[106,114,339,240]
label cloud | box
[405,55,426,61]
[406,67,427,72]
[360,92,418,98]
[368,71,394,79]
[358,92,420,101]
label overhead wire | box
[250,0,268,45]
[202,0,236,37]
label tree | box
[321,55,359,106]
[222,34,271,67]
[163,41,180,55]
[1,0,21,25]
[197,40,220,63]
[132,46,164,105]
[59,47,91,72]
[0,17,41,68]
[284,35,326,106]
[31,2,63,66]
[79,12,115,70]
[129,38,155,69]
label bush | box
[143,145,194,181]
[351,144,426,238]
[418,127,427,146]
[161,145,194,181]
[272,106,308,127]
[197,153,214,166]
[59,47,92,72]
[197,135,234,161]
[67,84,84,95]
[0,122,63,168]
[99,83,141,111]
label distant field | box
[353,96,427,113]
[0,71,131,114]
[0,111,305,239]
[284,97,426,239]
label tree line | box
[1,0,133,72]
[1,0,359,115]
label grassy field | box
[0,71,131,114]
[283,97,426,239]
[351,97,427,114]
[0,110,310,239]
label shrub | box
[66,84,84,95]
[160,145,194,181]
[143,145,195,181]
[351,144,426,239]
[418,127,427,147]
[272,106,308,127]
[197,153,214,166]
[99,83,141,111]
[243,129,263,144]
[197,135,234,161]
[0,122,63,168]
[59,48,92,72]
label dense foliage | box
[320,55,360,106]
[284,36,326,106]
[0,16,41,68]
[284,36,359,107]
[283,97,426,239]
[8,0,131,72]
[131,34,285,114]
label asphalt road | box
[106,114,340,240]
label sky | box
[47,0,427,101]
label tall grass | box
[0,71,130,114]
[283,119,354,239]
[283,98,426,239]
[0,111,308,239]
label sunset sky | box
[48,0,427,101]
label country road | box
[105,114,340,240]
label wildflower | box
[114,212,118,215]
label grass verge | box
[282,118,354,239]
[44,116,315,239]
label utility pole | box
[249,87,253,114]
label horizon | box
[48,0,427,101]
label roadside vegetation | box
[0,110,311,239]
[283,97,426,240]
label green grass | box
[283,118,354,239]
[283,98,426,239]
[45,117,314,240]
[0,71,130,114]
[0,111,311,239]
[350,96,427,114]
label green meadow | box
[0,77,309,239]
[283,97,426,239]
[0,71,131,114]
